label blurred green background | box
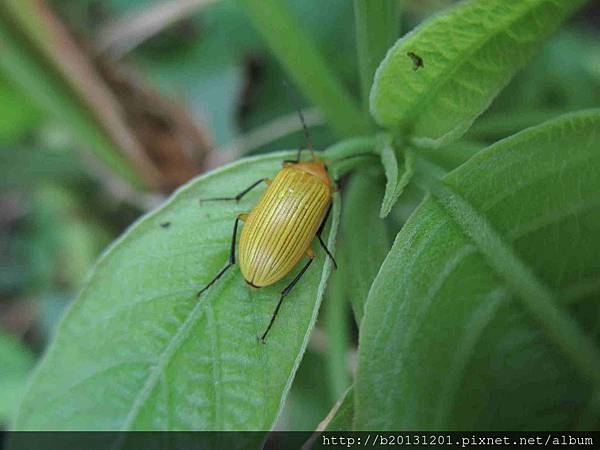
[0,0,599,431]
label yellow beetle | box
[197,124,337,341]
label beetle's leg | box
[316,204,337,270]
[330,177,341,193]
[197,214,247,298]
[199,179,269,204]
[317,235,337,270]
[259,254,315,342]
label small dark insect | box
[407,51,424,71]
[160,222,171,229]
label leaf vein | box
[119,298,209,431]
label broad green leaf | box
[0,331,35,425]
[370,0,586,146]
[467,29,600,143]
[469,30,600,143]
[379,135,415,218]
[336,169,390,325]
[15,151,339,436]
[355,110,600,430]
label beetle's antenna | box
[297,106,313,153]
[283,81,315,161]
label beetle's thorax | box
[287,159,332,187]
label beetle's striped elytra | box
[238,160,333,288]
[197,91,339,341]
[197,148,337,342]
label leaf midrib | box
[119,297,208,431]
[422,173,600,387]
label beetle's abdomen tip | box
[245,279,263,289]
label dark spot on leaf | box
[160,222,171,229]
[407,52,424,71]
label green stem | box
[325,136,375,159]
[353,0,400,112]
[325,136,377,179]
[325,276,351,401]
[238,0,367,138]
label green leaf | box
[355,110,600,430]
[369,0,586,146]
[353,0,400,111]
[0,331,35,425]
[15,151,339,435]
[379,135,415,218]
[336,169,390,325]
[469,30,600,143]
[237,0,367,138]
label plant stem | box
[325,276,352,401]
[353,0,400,112]
[324,136,377,179]
[325,136,376,159]
[238,0,367,138]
